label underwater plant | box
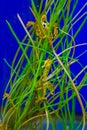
[0,0,87,130]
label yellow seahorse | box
[26,14,58,45]
[3,93,16,109]
[35,59,54,104]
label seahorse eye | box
[42,21,47,28]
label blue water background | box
[0,0,87,115]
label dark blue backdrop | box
[0,0,87,114]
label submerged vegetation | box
[1,0,87,130]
